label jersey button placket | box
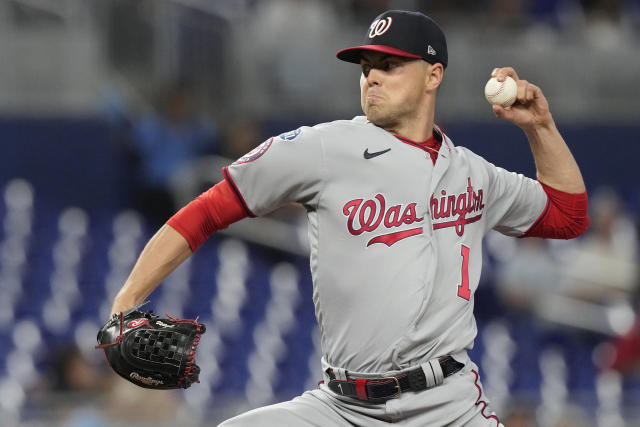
[410,178,436,329]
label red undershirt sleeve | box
[521,181,590,239]
[166,179,249,251]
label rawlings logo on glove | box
[96,302,206,389]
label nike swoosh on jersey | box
[363,148,391,159]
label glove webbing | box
[165,312,205,387]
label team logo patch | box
[234,137,274,164]
[278,128,302,141]
[369,17,392,38]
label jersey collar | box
[358,116,453,155]
[392,125,452,157]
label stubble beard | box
[365,102,402,131]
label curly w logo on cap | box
[368,17,393,38]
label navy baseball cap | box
[336,10,448,69]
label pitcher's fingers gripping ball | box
[488,67,552,128]
[484,75,517,108]
[96,301,206,389]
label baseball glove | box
[95,302,206,389]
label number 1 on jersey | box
[458,245,471,300]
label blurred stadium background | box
[0,0,639,426]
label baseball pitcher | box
[108,10,589,426]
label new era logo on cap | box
[336,10,448,68]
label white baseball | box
[484,76,517,108]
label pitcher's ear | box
[426,63,444,91]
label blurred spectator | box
[580,0,628,48]
[43,344,181,425]
[599,190,640,373]
[599,284,640,374]
[220,117,265,160]
[604,317,640,373]
[103,377,180,425]
[556,187,638,303]
[581,0,622,22]
[49,345,106,393]
[489,0,528,28]
[495,187,638,335]
[40,345,110,425]
[548,403,592,427]
[230,0,345,115]
[495,237,560,316]
[502,402,537,427]
[129,81,219,225]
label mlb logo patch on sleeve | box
[278,128,302,141]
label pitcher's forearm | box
[489,67,586,194]
[110,224,192,315]
[524,121,586,194]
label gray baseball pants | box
[218,360,502,426]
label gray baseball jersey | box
[223,116,546,375]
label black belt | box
[326,356,464,402]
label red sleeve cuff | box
[166,179,248,251]
[222,167,256,218]
[521,182,590,239]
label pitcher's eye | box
[361,64,372,77]
[383,62,400,71]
